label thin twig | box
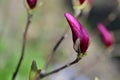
[91,4,120,37]
[40,54,81,79]
[12,13,32,80]
[43,27,69,71]
[102,0,120,26]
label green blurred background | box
[0,0,120,80]
[0,0,70,79]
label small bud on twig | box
[29,60,41,80]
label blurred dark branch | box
[43,27,69,71]
[12,13,32,80]
[40,53,81,79]
[91,2,120,36]
[103,0,120,26]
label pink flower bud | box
[79,0,85,4]
[64,13,89,53]
[27,0,37,9]
[97,23,113,47]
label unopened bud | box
[97,23,114,47]
[27,0,37,9]
[64,13,90,54]
[79,0,86,4]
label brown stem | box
[43,27,69,71]
[102,2,120,26]
[91,4,120,37]
[12,13,32,80]
[40,54,81,79]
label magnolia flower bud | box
[64,13,89,53]
[27,0,37,9]
[79,0,86,4]
[97,23,113,47]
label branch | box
[102,2,120,26]
[43,27,69,71]
[40,54,81,79]
[12,13,32,80]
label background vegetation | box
[0,0,120,80]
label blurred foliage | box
[0,0,68,80]
[0,39,46,80]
